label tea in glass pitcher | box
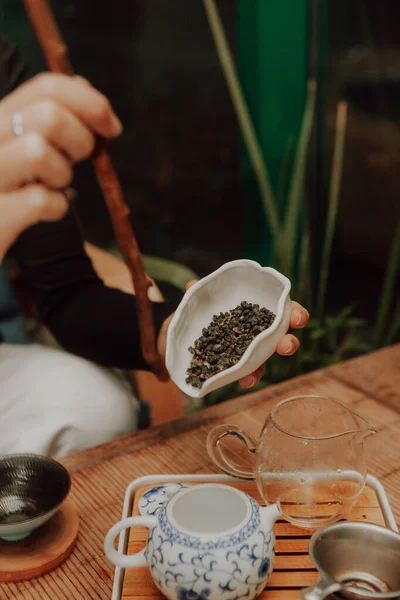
[207,395,376,528]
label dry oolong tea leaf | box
[186,301,276,388]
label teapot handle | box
[104,515,156,569]
[206,424,257,479]
[301,575,344,600]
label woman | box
[0,34,309,457]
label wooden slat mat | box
[121,480,385,600]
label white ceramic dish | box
[165,259,291,398]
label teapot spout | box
[260,504,281,531]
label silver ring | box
[12,112,24,137]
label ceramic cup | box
[104,483,281,600]
[0,453,71,541]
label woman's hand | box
[158,281,309,389]
[0,73,122,260]
[237,300,309,388]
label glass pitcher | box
[207,395,376,529]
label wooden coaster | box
[0,500,79,583]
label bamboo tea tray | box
[111,474,397,600]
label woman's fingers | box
[0,73,123,260]
[290,301,310,329]
[276,333,301,356]
[10,100,96,162]
[0,185,68,260]
[239,365,264,389]
[239,308,306,387]
[0,73,122,142]
[239,332,301,390]
[9,184,68,223]
[0,133,73,191]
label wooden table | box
[1,345,399,600]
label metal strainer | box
[302,521,400,600]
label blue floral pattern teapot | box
[104,483,280,600]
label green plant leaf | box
[308,317,323,329]
[185,399,204,414]
[296,232,311,307]
[316,102,348,318]
[341,333,362,351]
[106,246,199,292]
[142,256,199,292]
[323,355,342,366]
[373,223,400,347]
[324,316,338,348]
[345,317,366,328]
[325,316,336,329]
[329,355,343,365]
[355,343,374,352]
[384,295,400,346]
[282,80,317,277]
[310,328,326,341]
[202,0,280,243]
[334,305,354,325]
[278,137,293,211]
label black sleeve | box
[0,33,30,95]
[2,34,178,370]
[13,212,177,370]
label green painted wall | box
[1,0,43,72]
[238,0,308,264]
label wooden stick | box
[23,0,169,380]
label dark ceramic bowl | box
[0,454,71,541]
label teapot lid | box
[161,484,262,550]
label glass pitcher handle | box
[206,424,257,479]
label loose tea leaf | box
[186,301,275,388]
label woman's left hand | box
[238,299,309,388]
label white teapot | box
[104,483,281,600]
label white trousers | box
[0,344,139,458]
